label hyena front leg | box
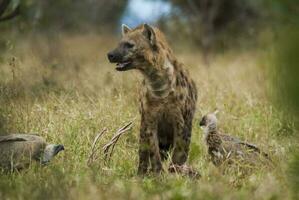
[172,115,192,165]
[148,127,162,173]
[138,124,150,175]
[138,114,162,175]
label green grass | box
[0,34,296,199]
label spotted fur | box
[108,24,198,174]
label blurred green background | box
[0,0,297,48]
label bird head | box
[41,144,64,164]
[199,110,218,131]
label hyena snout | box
[107,50,123,63]
[107,48,134,71]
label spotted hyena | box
[107,24,197,175]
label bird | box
[0,134,64,171]
[199,111,268,166]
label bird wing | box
[219,133,261,153]
[0,134,47,170]
[0,134,45,143]
[219,133,241,143]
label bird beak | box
[54,144,65,155]
[199,119,205,126]
[59,145,65,151]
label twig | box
[87,128,107,166]
[108,123,132,160]
[102,120,134,162]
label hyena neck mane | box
[142,58,176,98]
[141,31,178,98]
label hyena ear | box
[143,24,156,48]
[122,24,131,36]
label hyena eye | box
[124,42,134,49]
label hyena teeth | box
[117,62,130,68]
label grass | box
[0,33,296,199]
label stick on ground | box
[103,121,134,162]
[87,128,107,166]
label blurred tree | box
[0,0,20,22]
[268,0,299,198]
[263,0,299,26]
[274,27,299,200]
[33,0,128,32]
[0,0,128,32]
[168,0,259,64]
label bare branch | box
[87,128,108,166]
[103,120,134,162]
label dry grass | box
[0,33,296,199]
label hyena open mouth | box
[115,61,133,71]
[107,49,135,71]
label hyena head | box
[107,24,172,74]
